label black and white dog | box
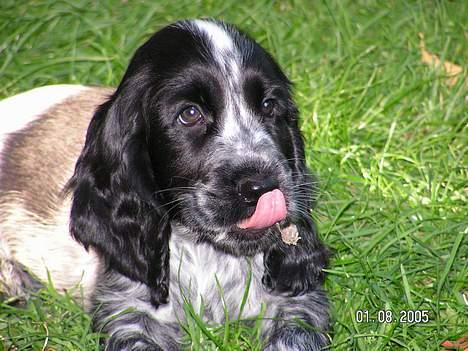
[0,19,330,350]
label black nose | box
[237,175,279,205]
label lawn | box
[0,0,466,350]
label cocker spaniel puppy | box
[0,19,330,350]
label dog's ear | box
[263,121,330,296]
[67,79,170,307]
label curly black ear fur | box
[263,123,330,296]
[67,76,170,307]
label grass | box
[0,0,466,350]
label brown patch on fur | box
[0,87,114,220]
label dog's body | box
[0,20,329,350]
[0,85,108,301]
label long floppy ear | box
[67,79,170,307]
[263,121,330,296]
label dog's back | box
[0,85,111,301]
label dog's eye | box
[178,106,203,126]
[261,99,276,116]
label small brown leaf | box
[279,223,301,245]
[441,334,468,350]
[419,32,463,86]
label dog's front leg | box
[91,272,182,351]
[263,290,330,351]
[262,220,330,351]
[105,333,166,351]
[102,317,180,351]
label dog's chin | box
[175,200,289,255]
[230,226,271,241]
[216,230,277,257]
[175,216,276,256]
[207,221,285,256]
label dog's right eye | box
[178,106,203,126]
[261,99,276,117]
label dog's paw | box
[263,328,328,351]
[105,335,164,351]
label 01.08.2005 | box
[355,309,430,324]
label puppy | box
[0,19,330,350]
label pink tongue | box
[238,189,287,230]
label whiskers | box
[151,184,221,228]
[148,186,197,226]
[152,186,198,197]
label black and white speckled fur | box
[92,231,329,351]
[77,20,331,350]
[0,19,330,350]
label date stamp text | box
[355,310,430,324]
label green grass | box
[0,0,466,350]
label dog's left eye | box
[178,106,203,126]
[261,99,276,116]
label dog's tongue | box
[238,189,287,230]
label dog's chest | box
[169,240,267,323]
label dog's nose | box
[237,175,279,204]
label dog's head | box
[69,19,327,306]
